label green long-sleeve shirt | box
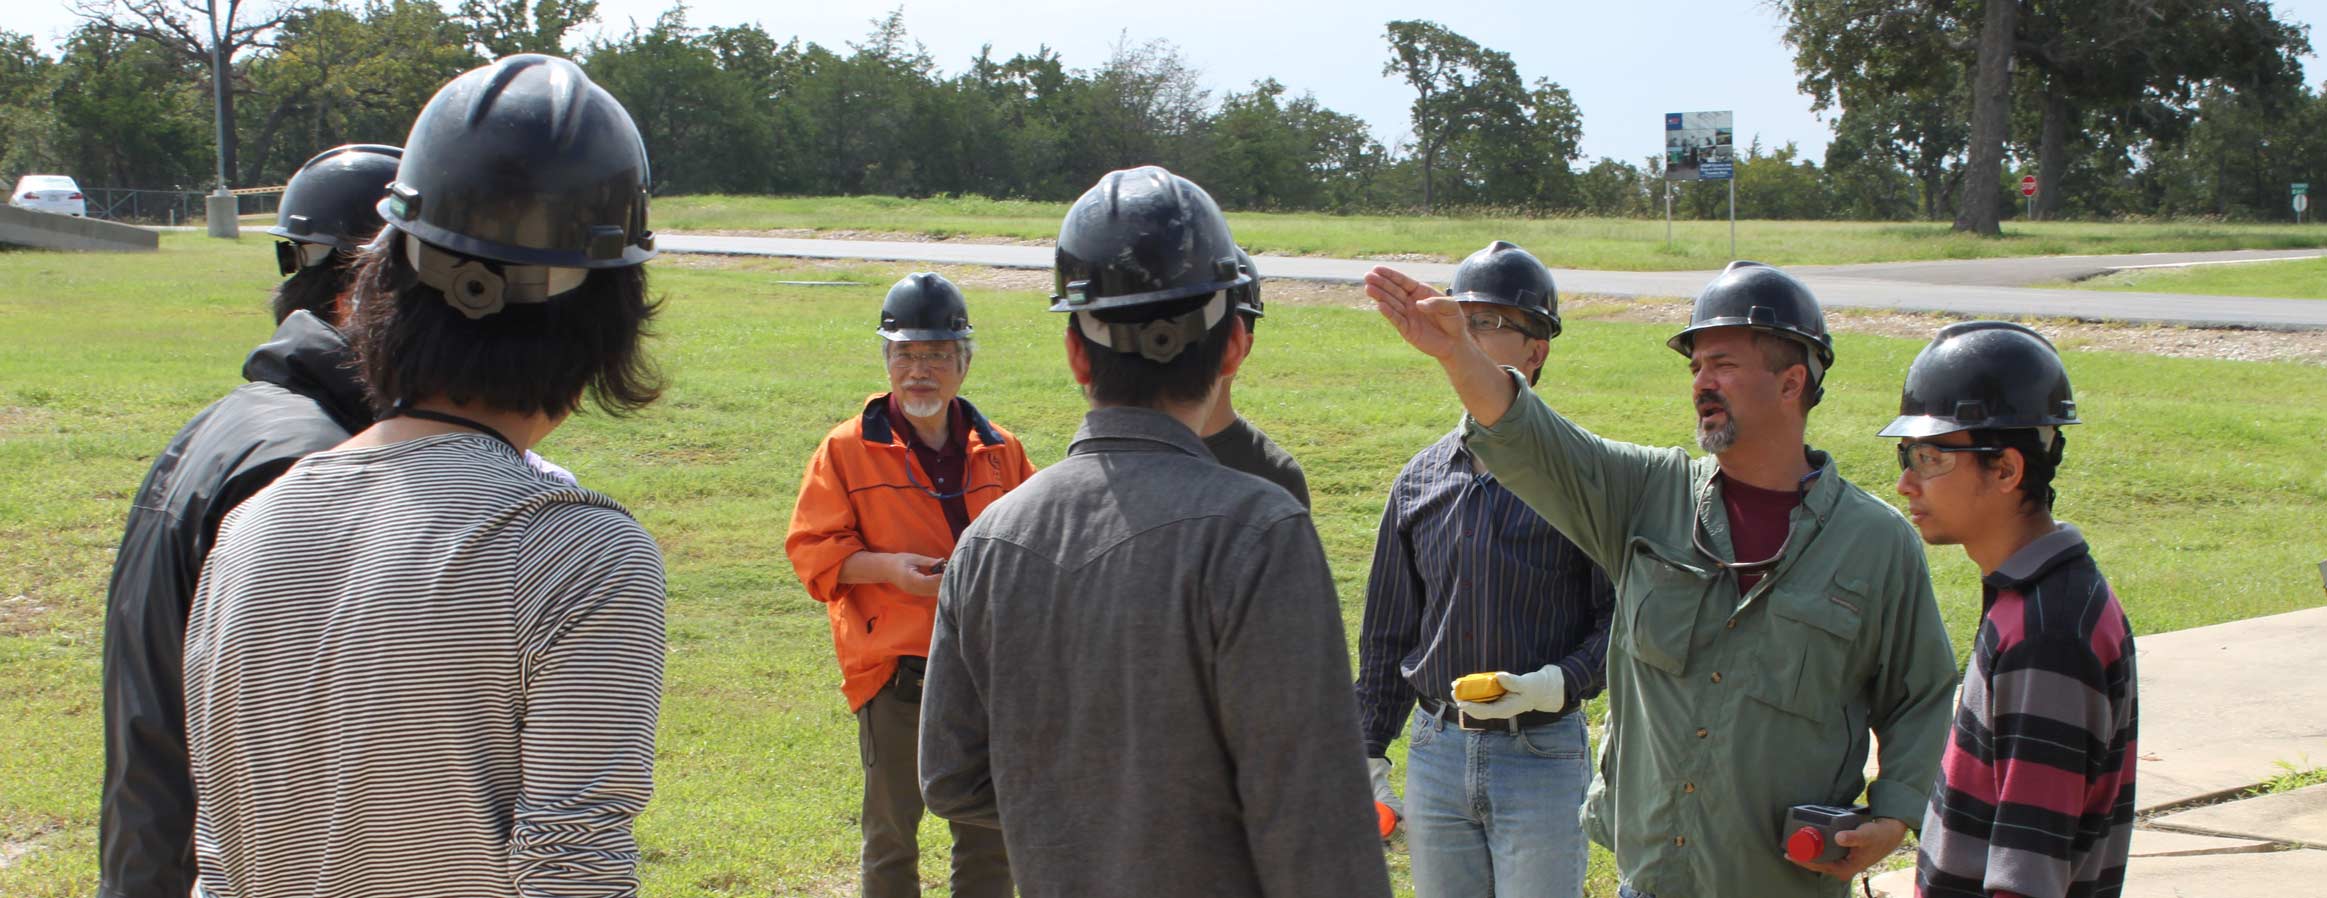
[1463,370,1957,898]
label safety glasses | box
[1464,312,1539,339]
[1895,441,2003,480]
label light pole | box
[203,0,239,238]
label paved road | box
[657,234,2327,330]
[1799,248,2327,287]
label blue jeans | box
[1404,707,1590,898]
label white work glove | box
[1368,757,1401,817]
[1451,665,1567,719]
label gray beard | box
[1697,416,1737,454]
[900,395,946,419]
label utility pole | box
[204,0,239,238]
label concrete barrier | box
[0,204,161,252]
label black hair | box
[271,254,352,324]
[1074,294,1237,408]
[1974,428,2065,514]
[345,237,664,418]
[1752,332,1821,410]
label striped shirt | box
[1918,524,2136,898]
[1355,431,1614,755]
[184,434,666,898]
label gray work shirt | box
[1203,414,1311,509]
[920,406,1392,898]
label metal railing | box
[80,187,283,225]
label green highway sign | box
[2295,182,2310,195]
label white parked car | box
[11,175,87,217]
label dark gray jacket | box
[920,407,1391,898]
[99,312,370,898]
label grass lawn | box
[4,236,2324,896]
[652,193,2327,272]
[2067,254,2327,299]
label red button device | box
[1785,826,1825,863]
[1376,801,1399,839]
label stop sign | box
[2020,176,2038,197]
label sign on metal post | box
[2295,183,2310,224]
[2020,176,2038,197]
[1665,111,1736,255]
[1665,112,1734,182]
[2020,175,2038,222]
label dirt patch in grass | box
[0,406,51,439]
[0,821,61,869]
[0,593,59,638]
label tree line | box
[2,0,2322,226]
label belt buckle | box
[1456,709,1493,732]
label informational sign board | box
[2294,182,2310,196]
[1665,111,1734,181]
[2295,194,2309,214]
[2020,175,2038,197]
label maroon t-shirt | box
[1719,473,1802,593]
[889,394,971,538]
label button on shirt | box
[1355,431,1614,756]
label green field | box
[5,236,2325,896]
[2068,254,2327,299]
[654,193,2327,271]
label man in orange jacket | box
[786,272,1035,898]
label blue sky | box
[21,0,2327,167]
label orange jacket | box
[786,393,1036,711]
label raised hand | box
[1365,266,1470,361]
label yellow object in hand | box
[1453,672,1506,702]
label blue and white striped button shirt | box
[1355,430,1615,756]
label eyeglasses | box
[1895,441,2003,479]
[887,349,960,369]
[1464,312,1535,337]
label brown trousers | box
[857,664,1012,898]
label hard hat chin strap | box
[405,233,588,320]
[1074,293,1229,364]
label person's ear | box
[1992,446,2026,495]
[1526,337,1550,378]
[1064,326,1094,386]
[1216,317,1254,381]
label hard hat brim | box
[878,327,973,342]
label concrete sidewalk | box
[1868,606,2327,897]
[656,233,2327,330]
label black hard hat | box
[1667,261,1833,370]
[379,54,654,269]
[1050,165,1251,316]
[1878,321,2079,438]
[1231,246,1264,322]
[266,144,401,251]
[879,272,973,342]
[1449,240,1559,339]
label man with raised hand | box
[1367,260,1957,898]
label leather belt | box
[1421,699,1566,733]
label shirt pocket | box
[1618,537,1712,677]
[1746,576,1868,724]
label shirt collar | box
[1068,406,1217,462]
[1983,522,2090,589]
[887,393,968,458]
[860,392,1006,449]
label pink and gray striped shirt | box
[1917,524,2137,898]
